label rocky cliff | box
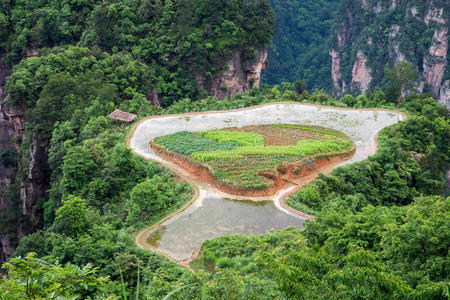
[0,54,47,265]
[0,56,18,265]
[198,47,268,100]
[330,0,449,107]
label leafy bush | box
[127,175,191,225]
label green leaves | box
[0,253,111,299]
[53,195,90,238]
[127,175,191,225]
[382,196,450,286]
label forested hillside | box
[0,0,449,299]
[262,0,340,90]
[2,87,449,298]
[1,0,273,105]
[0,0,274,266]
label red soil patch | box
[223,124,344,146]
[151,143,354,197]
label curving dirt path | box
[128,102,406,268]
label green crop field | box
[152,125,353,190]
[153,131,238,155]
[192,140,350,162]
[198,130,264,147]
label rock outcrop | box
[388,25,406,64]
[330,48,344,94]
[0,53,47,266]
[439,80,450,108]
[199,47,267,100]
[351,51,372,94]
[423,25,448,105]
[0,56,18,265]
[330,0,448,106]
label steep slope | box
[330,0,449,106]
[262,0,340,90]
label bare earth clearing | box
[128,102,405,266]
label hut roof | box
[108,109,137,123]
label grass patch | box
[198,130,264,147]
[285,198,316,215]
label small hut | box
[108,109,137,123]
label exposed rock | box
[330,22,352,96]
[147,87,161,107]
[389,25,406,64]
[389,0,397,9]
[409,151,425,163]
[0,56,17,267]
[25,48,38,58]
[330,48,344,95]
[22,139,48,219]
[0,52,47,266]
[337,13,352,48]
[409,6,418,17]
[330,0,448,104]
[373,2,383,13]
[351,51,372,94]
[359,0,369,10]
[424,6,445,25]
[0,237,16,267]
[200,47,267,100]
[423,26,447,99]
[439,80,450,109]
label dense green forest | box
[262,0,340,90]
[1,0,274,105]
[2,81,450,298]
[0,0,449,299]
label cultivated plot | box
[130,103,404,262]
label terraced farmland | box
[152,124,353,192]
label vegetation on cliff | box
[0,0,449,299]
[1,0,274,105]
[329,0,448,97]
[263,0,339,90]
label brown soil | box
[152,143,354,197]
[223,124,345,146]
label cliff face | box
[0,55,47,265]
[351,51,372,94]
[0,57,18,265]
[330,0,449,107]
[199,47,268,100]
